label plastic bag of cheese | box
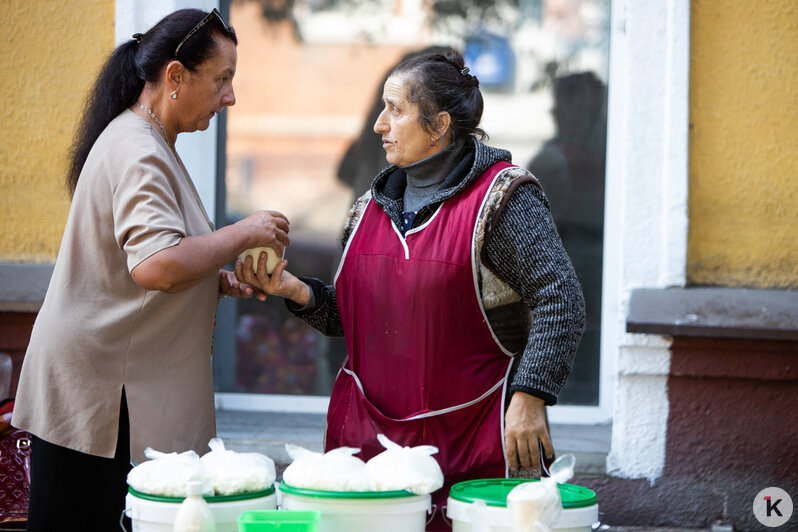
[365,434,444,495]
[127,448,212,497]
[506,454,576,532]
[282,444,373,491]
[201,438,276,495]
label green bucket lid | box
[279,481,417,500]
[449,479,596,509]
[128,485,275,504]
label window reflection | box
[529,72,606,405]
[215,0,609,405]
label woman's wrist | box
[292,282,312,306]
[228,220,256,253]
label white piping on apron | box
[334,198,372,284]
[500,359,512,476]
[389,222,410,260]
[389,203,445,260]
[341,363,509,422]
[406,203,444,235]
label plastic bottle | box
[173,480,215,532]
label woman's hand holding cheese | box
[234,209,291,253]
[131,209,289,295]
[235,254,311,306]
[238,246,282,275]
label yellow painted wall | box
[0,0,114,262]
[688,1,798,288]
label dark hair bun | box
[443,50,479,88]
[390,47,487,142]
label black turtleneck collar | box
[401,138,468,213]
[403,137,466,187]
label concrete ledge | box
[0,262,53,312]
[626,287,798,341]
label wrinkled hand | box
[237,210,290,249]
[218,268,264,299]
[504,391,553,473]
[234,256,310,306]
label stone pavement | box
[215,408,612,477]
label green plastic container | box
[238,510,321,531]
[446,479,598,532]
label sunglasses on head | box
[174,8,230,59]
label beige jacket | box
[14,110,219,463]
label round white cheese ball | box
[238,246,283,274]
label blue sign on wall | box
[464,30,515,91]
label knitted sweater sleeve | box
[285,277,344,337]
[484,182,586,404]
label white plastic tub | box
[125,486,277,532]
[446,479,598,532]
[278,482,431,532]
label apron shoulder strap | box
[478,167,544,279]
[341,190,372,248]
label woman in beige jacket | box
[12,9,287,530]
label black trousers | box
[26,390,132,532]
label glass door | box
[213,0,611,409]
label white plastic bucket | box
[125,487,277,532]
[278,482,431,532]
[446,479,598,532]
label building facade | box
[576,2,797,529]
[1,0,796,528]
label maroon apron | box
[329,161,515,531]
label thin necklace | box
[134,102,171,146]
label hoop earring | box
[171,90,178,100]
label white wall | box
[602,0,689,482]
[116,0,221,221]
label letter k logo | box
[765,496,783,517]
[755,488,792,527]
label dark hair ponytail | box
[66,9,236,196]
[66,40,143,196]
[390,48,487,143]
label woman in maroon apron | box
[238,49,585,531]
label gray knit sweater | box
[288,137,585,405]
